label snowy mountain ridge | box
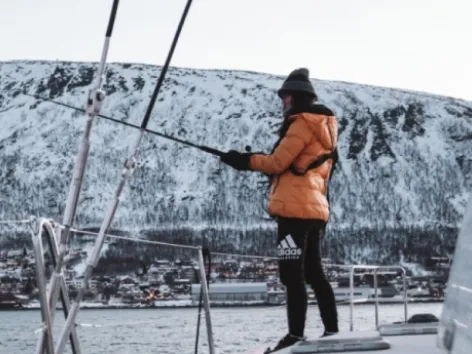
[0,60,471,264]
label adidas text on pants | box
[277,234,302,260]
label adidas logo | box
[277,235,302,260]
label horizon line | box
[1,58,471,103]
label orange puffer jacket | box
[249,104,338,221]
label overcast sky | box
[1,0,471,100]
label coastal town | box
[0,242,450,310]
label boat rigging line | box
[52,1,216,354]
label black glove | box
[220,150,252,171]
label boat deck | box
[271,327,445,354]
[376,334,441,354]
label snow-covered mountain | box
[1,60,471,265]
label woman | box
[220,68,339,352]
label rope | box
[69,227,199,250]
[60,224,276,259]
[1,219,275,260]
[5,218,399,268]
[69,228,279,258]
[211,251,276,260]
[0,218,35,225]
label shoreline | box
[1,298,444,311]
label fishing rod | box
[24,92,253,156]
[25,92,223,156]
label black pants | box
[277,217,338,337]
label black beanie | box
[277,68,317,99]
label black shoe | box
[320,330,339,338]
[264,334,305,353]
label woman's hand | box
[220,150,253,171]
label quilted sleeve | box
[249,119,312,174]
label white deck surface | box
[270,332,442,354]
[371,334,442,354]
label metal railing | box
[340,265,409,332]
[26,218,215,354]
[30,218,82,354]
